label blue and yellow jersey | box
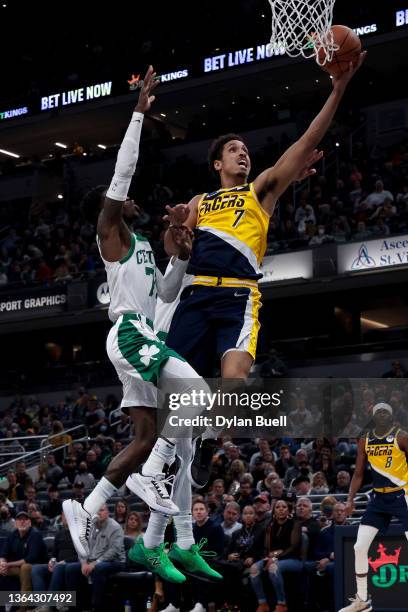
[187,183,270,280]
[365,427,408,490]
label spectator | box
[46,453,63,486]
[253,492,272,529]
[249,439,277,470]
[114,413,131,439]
[84,396,106,437]
[235,479,256,511]
[35,464,49,492]
[85,448,104,480]
[295,497,320,562]
[210,479,225,497]
[250,499,302,612]
[0,504,15,533]
[221,502,242,537]
[192,501,225,558]
[269,477,287,506]
[0,511,47,598]
[124,511,144,540]
[42,486,62,520]
[225,459,247,495]
[259,349,288,378]
[287,398,314,431]
[71,481,86,503]
[50,505,125,612]
[292,475,312,497]
[275,445,295,480]
[354,221,372,240]
[365,179,394,209]
[15,461,30,487]
[331,470,351,495]
[20,485,39,512]
[28,508,50,533]
[114,499,130,530]
[5,471,25,502]
[382,360,406,378]
[73,461,95,490]
[310,472,330,495]
[59,456,78,487]
[47,420,72,459]
[220,505,265,607]
[284,449,313,488]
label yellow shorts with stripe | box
[165,276,262,376]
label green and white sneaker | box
[169,538,223,580]
[128,539,186,583]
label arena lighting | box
[335,142,340,147]
[360,317,389,329]
[0,148,20,158]
[97,144,107,149]
[55,142,67,149]
[57,194,63,199]
[160,113,167,117]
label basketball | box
[318,25,362,77]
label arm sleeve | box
[106,112,144,202]
[155,257,189,303]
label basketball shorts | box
[361,489,408,532]
[107,312,186,409]
[165,280,262,376]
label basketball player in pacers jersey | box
[161,51,366,468]
[339,402,408,612]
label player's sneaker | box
[128,540,186,583]
[338,593,372,611]
[62,498,92,559]
[161,606,180,612]
[188,436,217,488]
[189,604,206,612]
[126,469,179,515]
[169,538,222,580]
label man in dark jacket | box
[0,511,47,596]
[31,512,78,592]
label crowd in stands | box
[1,124,408,291]
[3,377,407,610]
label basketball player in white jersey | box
[63,67,221,583]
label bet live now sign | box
[41,81,112,110]
[337,234,408,274]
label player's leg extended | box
[63,406,156,558]
[339,524,377,612]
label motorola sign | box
[97,282,110,305]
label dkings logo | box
[368,543,408,588]
[351,244,376,270]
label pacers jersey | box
[97,232,157,323]
[188,182,270,280]
[365,427,408,490]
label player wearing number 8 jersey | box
[339,403,408,611]
[163,51,365,380]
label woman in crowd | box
[124,511,144,540]
[310,472,330,495]
[250,499,301,612]
[114,498,130,529]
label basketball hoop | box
[267,0,338,65]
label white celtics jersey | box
[97,232,157,323]
[154,259,193,335]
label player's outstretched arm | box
[345,437,367,515]
[253,51,366,215]
[98,66,159,261]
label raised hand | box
[332,51,367,91]
[163,203,190,227]
[170,226,193,260]
[135,65,160,113]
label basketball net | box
[267,0,338,64]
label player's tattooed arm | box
[345,437,367,515]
